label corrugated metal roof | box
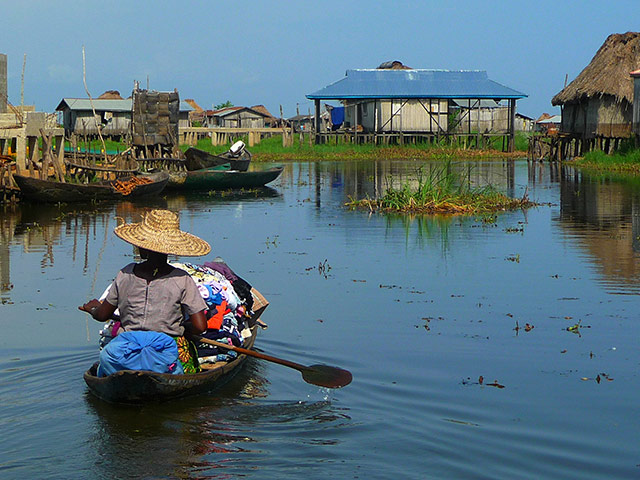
[57,98,132,111]
[307,69,527,100]
[56,98,194,112]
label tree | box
[214,100,234,110]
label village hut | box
[56,93,194,139]
[306,61,526,150]
[250,105,277,127]
[202,106,271,128]
[552,32,640,140]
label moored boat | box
[168,164,284,190]
[13,171,169,203]
[184,141,252,172]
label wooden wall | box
[633,77,640,138]
[344,99,449,133]
[562,95,632,139]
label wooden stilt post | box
[314,99,321,145]
[508,99,516,153]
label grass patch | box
[64,131,530,162]
[184,132,530,162]
[573,149,640,174]
[346,159,536,215]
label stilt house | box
[306,61,526,150]
[552,32,640,140]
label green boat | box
[165,164,284,190]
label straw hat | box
[114,209,210,257]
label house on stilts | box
[306,61,527,152]
[551,32,640,158]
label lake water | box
[0,159,639,479]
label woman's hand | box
[79,299,101,313]
[79,299,117,322]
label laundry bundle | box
[170,258,255,363]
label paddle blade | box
[302,365,353,388]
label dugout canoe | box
[167,164,284,190]
[83,289,269,404]
[184,146,252,172]
[13,171,169,203]
[83,325,259,404]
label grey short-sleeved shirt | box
[105,263,207,336]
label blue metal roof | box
[306,69,527,100]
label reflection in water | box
[84,357,350,478]
[2,159,639,298]
[557,165,640,293]
[0,187,283,303]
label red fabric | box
[206,300,228,330]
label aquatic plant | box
[346,159,535,215]
[573,149,640,174]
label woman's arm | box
[78,299,117,322]
[184,310,207,335]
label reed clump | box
[347,160,535,215]
[572,149,640,174]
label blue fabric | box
[330,107,344,128]
[97,331,184,377]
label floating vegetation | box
[506,254,520,263]
[346,160,536,215]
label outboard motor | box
[229,140,245,157]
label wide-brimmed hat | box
[114,209,210,257]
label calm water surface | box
[0,159,638,479]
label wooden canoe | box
[83,325,259,404]
[166,164,284,191]
[13,171,169,203]
[83,288,270,404]
[184,147,252,172]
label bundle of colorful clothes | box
[170,258,255,364]
[98,257,257,366]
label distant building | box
[288,111,329,132]
[535,113,562,133]
[552,32,640,139]
[306,62,527,150]
[56,93,193,138]
[249,105,277,127]
[202,106,271,129]
[185,99,205,124]
[515,113,535,132]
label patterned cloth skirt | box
[172,335,200,374]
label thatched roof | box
[250,104,276,120]
[98,90,123,99]
[377,60,412,70]
[184,99,203,112]
[552,32,640,106]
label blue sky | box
[2,1,638,118]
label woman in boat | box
[79,209,210,376]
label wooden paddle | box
[196,336,352,388]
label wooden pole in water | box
[509,99,516,153]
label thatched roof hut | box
[552,32,640,138]
[553,32,640,106]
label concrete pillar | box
[0,54,6,114]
